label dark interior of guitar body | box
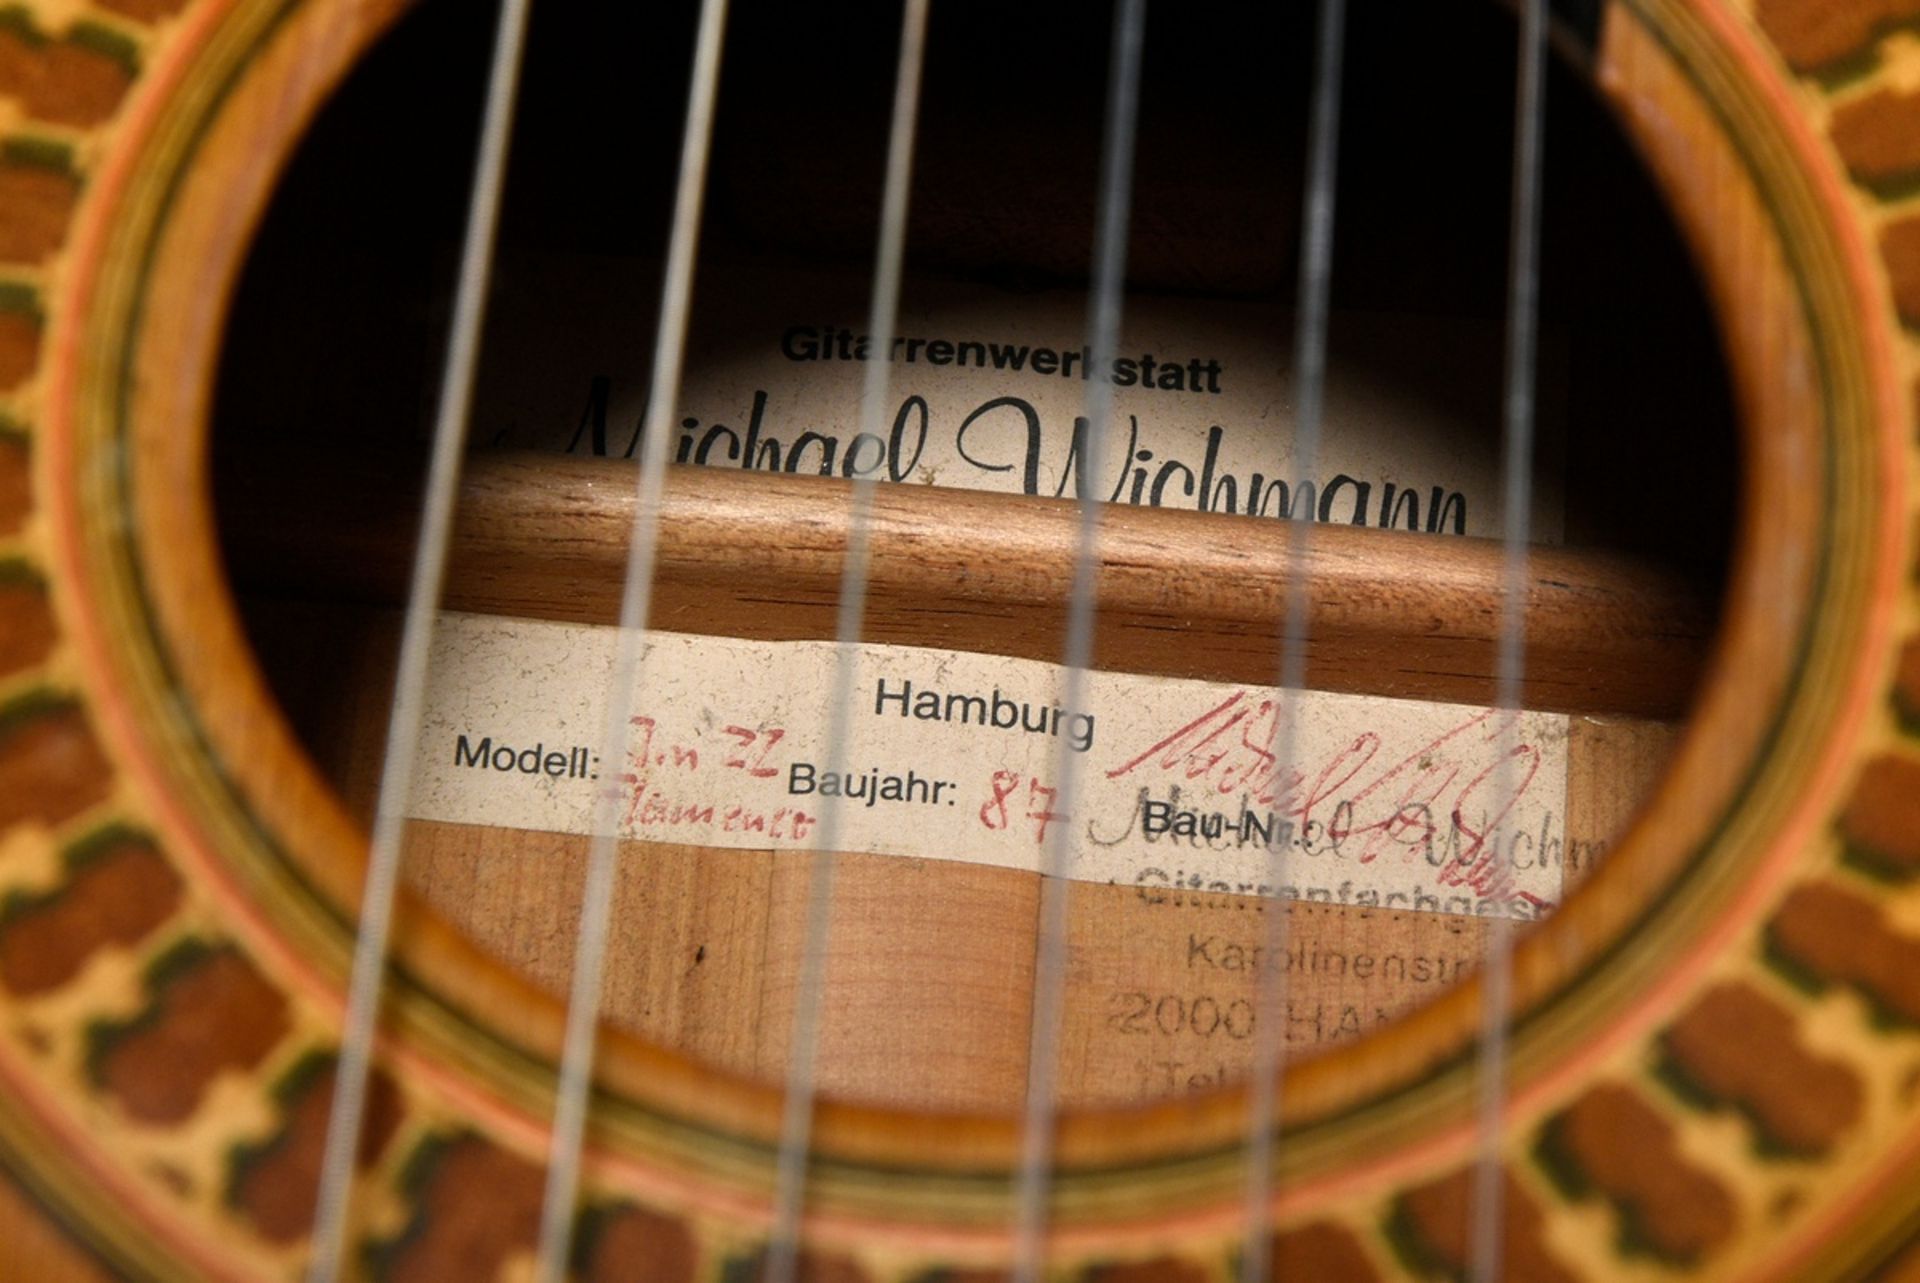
[206,0,1739,1108]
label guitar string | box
[1470,0,1548,1278]
[304,0,537,1275]
[1239,2,1347,1278]
[764,4,931,1279]
[1011,2,1147,1277]
[531,1,732,1278]
[264,0,391,1261]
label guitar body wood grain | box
[0,0,1916,1278]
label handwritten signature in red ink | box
[1106,692,1542,900]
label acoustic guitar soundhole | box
[210,0,1736,1113]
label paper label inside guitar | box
[474,261,1565,542]
[411,613,1571,919]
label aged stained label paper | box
[412,614,1572,920]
